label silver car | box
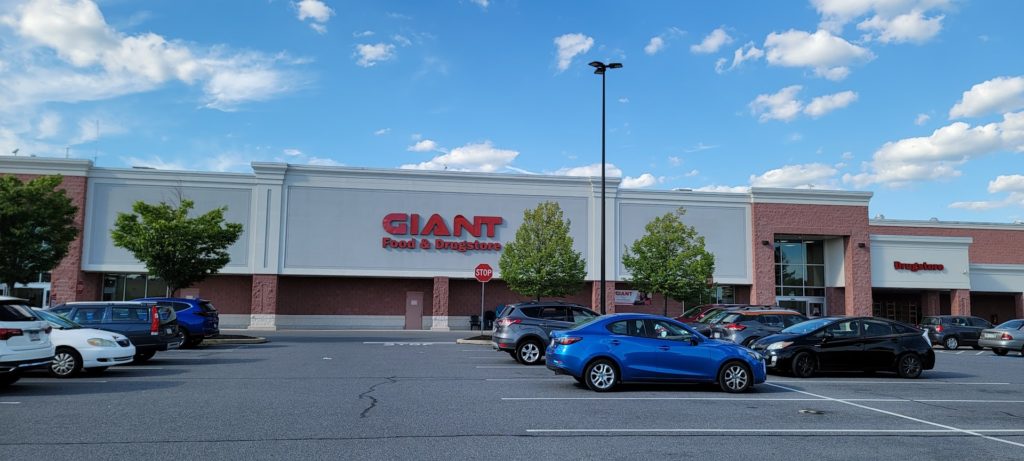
[492,301,599,365]
[978,319,1024,356]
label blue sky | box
[1,0,1023,223]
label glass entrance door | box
[777,297,826,317]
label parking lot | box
[2,331,1022,460]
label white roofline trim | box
[870,219,1024,231]
[750,187,872,206]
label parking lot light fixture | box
[589,60,622,315]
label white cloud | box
[683,142,719,153]
[719,42,764,73]
[804,90,858,117]
[811,0,949,34]
[668,156,681,166]
[0,0,299,111]
[750,163,839,188]
[35,112,61,139]
[618,97,629,103]
[470,0,489,8]
[691,27,733,54]
[844,111,1024,187]
[310,24,327,34]
[283,148,303,157]
[393,35,412,47]
[554,163,623,177]
[353,31,374,38]
[644,37,665,55]
[71,117,125,144]
[122,155,186,170]
[989,175,1024,193]
[553,33,594,72]
[915,113,931,125]
[750,85,804,122]
[841,151,854,160]
[354,43,396,67]
[695,185,750,193]
[763,29,874,80]
[685,169,699,177]
[407,139,439,152]
[622,173,657,188]
[714,58,728,74]
[857,9,944,43]
[949,76,1024,119]
[307,156,343,166]
[374,128,391,136]
[296,0,334,23]
[789,132,804,142]
[400,141,518,172]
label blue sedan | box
[545,313,767,393]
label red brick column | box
[250,275,279,330]
[843,235,873,316]
[591,281,616,314]
[922,291,941,317]
[1013,293,1023,320]
[25,175,93,305]
[825,287,845,316]
[431,276,450,331]
[951,289,971,316]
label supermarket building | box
[2,157,1023,330]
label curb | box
[203,336,269,345]
[456,339,493,345]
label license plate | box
[165,328,173,334]
[712,332,721,338]
[29,331,40,341]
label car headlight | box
[766,341,793,351]
[87,338,118,347]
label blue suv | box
[134,298,219,348]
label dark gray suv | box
[921,315,992,350]
[492,301,599,365]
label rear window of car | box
[517,307,541,318]
[112,306,150,322]
[71,307,106,324]
[969,317,991,327]
[996,320,1024,330]
[0,302,36,321]
[199,301,217,313]
[921,317,943,325]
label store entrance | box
[777,297,826,317]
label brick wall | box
[276,276,434,315]
[869,225,1024,264]
[447,279,592,315]
[751,203,872,315]
[186,275,254,314]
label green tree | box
[111,199,243,294]
[499,201,586,300]
[0,175,79,293]
[622,208,715,316]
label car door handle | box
[609,340,620,346]
[658,346,670,351]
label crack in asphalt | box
[358,376,397,418]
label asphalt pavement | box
[1,330,1022,460]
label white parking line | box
[1,401,21,405]
[766,382,1024,449]
[486,378,564,381]
[22,380,108,384]
[976,351,985,355]
[503,397,1024,403]
[526,428,1024,434]
[767,380,1010,385]
[362,342,456,346]
[108,366,164,370]
[956,351,965,355]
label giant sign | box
[381,213,504,252]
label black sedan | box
[751,317,935,379]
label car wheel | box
[133,350,157,363]
[85,367,109,375]
[0,373,20,387]
[584,359,618,392]
[943,336,959,350]
[971,345,983,350]
[179,329,193,349]
[897,353,923,379]
[994,348,1008,356]
[718,361,752,393]
[515,340,543,365]
[791,352,816,378]
[50,347,83,378]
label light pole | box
[589,61,622,315]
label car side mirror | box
[689,337,700,346]
[822,332,834,341]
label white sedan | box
[33,309,136,378]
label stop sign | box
[474,263,493,283]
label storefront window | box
[100,274,169,300]
[774,240,826,298]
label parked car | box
[492,301,599,365]
[32,309,136,377]
[687,305,778,336]
[708,309,808,347]
[545,313,766,393]
[675,304,772,323]
[920,315,992,350]
[47,302,181,362]
[751,317,934,378]
[1,296,54,387]
[134,297,219,348]
[978,319,1024,356]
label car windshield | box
[0,302,37,321]
[782,318,835,334]
[719,313,744,324]
[700,310,731,324]
[681,305,704,318]
[35,309,81,329]
[995,320,1024,330]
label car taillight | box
[496,318,521,328]
[935,325,943,333]
[150,306,159,335]
[554,337,582,345]
[725,323,746,331]
[1002,333,1014,341]
[0,328,24,340]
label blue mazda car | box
[546,313,766,393]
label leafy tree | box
[622,208,715,316]
[111,199,243,294]
[499,201,586,300]
[0,175,78,293]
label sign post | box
[474,263,493,331]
